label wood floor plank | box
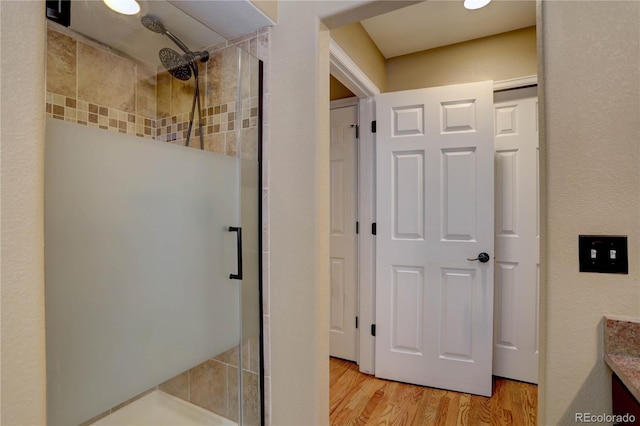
[433,392,451,426]
[412,385,440,426]
[366,381,400,425]
[455,393,471,426]
[331,359,370,416]
[332,367,388,425]
[390,385,424,425]
[510,380,537,426]
[329,358,537,426]
[352,386,384,426]
[444,391,464,426]
[330,357,351,387]
[490,377,514,426]
[468,393,491,426]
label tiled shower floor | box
[91,390,236,425]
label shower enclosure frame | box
[257,59,266,426]
[44,16,266,423]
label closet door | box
[329,104,359,362]
[493,86,539,384]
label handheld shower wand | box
[141,15,209,63]
[141,15,208,150]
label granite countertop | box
[604,315,640,402]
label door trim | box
[494,75,538,92]
[330,97,359,110]
[329,38,380,98]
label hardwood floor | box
[330,358,537,426]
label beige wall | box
[330,22,386,92]
[386,26,537,92]
[4,2,640,426]
[540,1,640,423]
[330,75,356,101]
[269,6,329,423]
[0,1,47,425]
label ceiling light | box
[103,0,140,15]
[464,0,491,10]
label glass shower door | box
[45,118,244,425]
[44,3,263,422]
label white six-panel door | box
[375,81,495,397]
[493,86,539,384]
[329,105,358,362]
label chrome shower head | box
[141,15,166,34]
[159,48,192,81]
[143,15,208,81]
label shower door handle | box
[229,226,243,280]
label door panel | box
[391,266,424,354]
[393,152,424,239]
[330,105,358,362]
[442,148,477,240]
[440,268,475,361]
[493,86,539,384]
[375,81,495,397]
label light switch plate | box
[579,235,628,274]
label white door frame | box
[329,36,538,377]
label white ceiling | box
[69,0,271,67]
[360,0,536,59]
[68,1,535,68]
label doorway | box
[331,39,538,390]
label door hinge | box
[371,324,376,337]
[371,222,377,235]
[371,120,377,133]
[355,316,359,329]
[356,221,359,234]
[355,124,359,139]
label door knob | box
[467,252,490,263]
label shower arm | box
[164,30,193,58]
[165,30,209,64]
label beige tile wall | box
[158,335,261,424]
[75,337,260,426]
[46,19,272,426]
[156,44,260,161]
[45,22,263,162]
[46,23,157,139]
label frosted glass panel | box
[241,159,260,340]
[45,118,241,426]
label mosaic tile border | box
[46,92,155,139]
[155,102,236,143]
[155,97,259,146]
[46,92,259,152]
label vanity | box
[604,316,640,425]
